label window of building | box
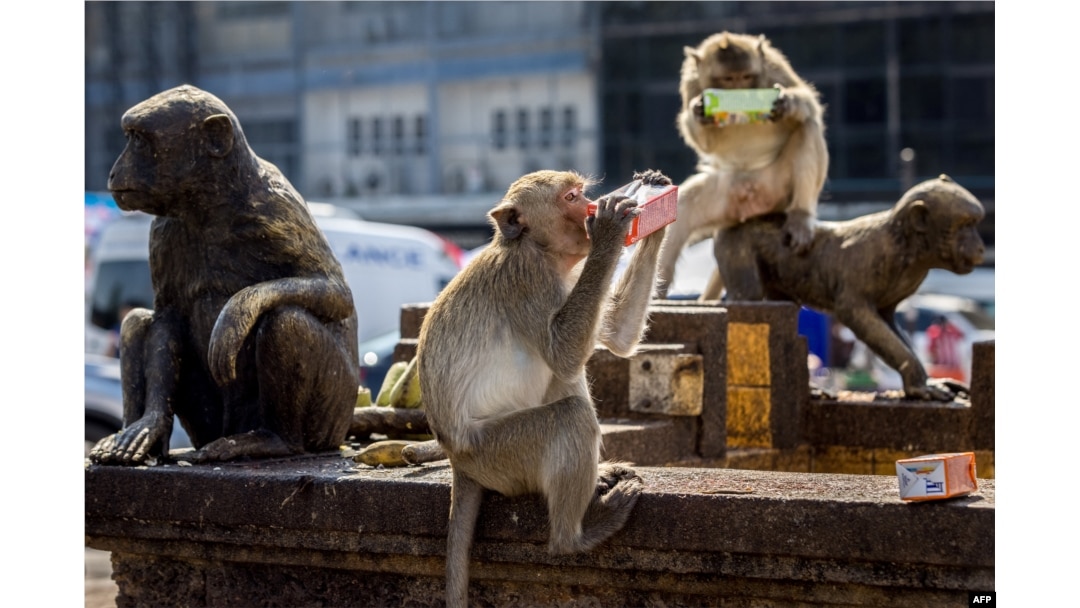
[841,22,885,68]
[842,137,887,179]
[539,107,553,149]
[899,18,942,66]
[372,117,384,155]
[952,128,994,176]
[900,75,945,122]
[561,106,576,148]
[392,115,405,155]
[516,108,530,150]
[347,118,362,157]
[492,110,507,150]
[950,77,993,124]
[951,13,994,64]
[843,78,886,124]
[767,26,838,70]
[216,1,289,20]
[414,115,427,155]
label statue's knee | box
[119,307,154,340]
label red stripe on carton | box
[588,182,678,246]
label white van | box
[85,202,463,356]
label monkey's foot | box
[782,210,815,253]
[564,462,643,554]
[596,461,642,494]
[179,430,298,464]
[401,439,448,465]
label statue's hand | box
[904,378,968,402]
[88,411,171,465]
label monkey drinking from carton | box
[412,169,670,608]
[715,175,985,401]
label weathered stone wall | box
[86,457,994,607]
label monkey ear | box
[203,114,235,158]
[684,46,703,63]
[489,202,526,241]
[895,199,931,233]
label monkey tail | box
[576,461,643,552]
[446,469,483,608]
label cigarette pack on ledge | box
[588,181,678,246]
[896,452,978,502]
[703,88,780,125]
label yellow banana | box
[353,439,415,467]
[375,361,409,406]
[395,358,422,408]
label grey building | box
[85,1,993,248]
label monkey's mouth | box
[110,190,132,209]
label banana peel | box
[375,357,422,408]
[354,439,416,468]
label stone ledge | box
[86,454,994,607]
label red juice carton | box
[588,180,678,246]
[896,452,978,502]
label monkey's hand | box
[689,94,713,125]
[770,85,818,124]
[781,209,815,254]
[88,411,171,466]
[587,194,638,252]
[632,169,673,187]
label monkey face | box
[941,218,985,274]
[553,183,593,258]
[559,184,592,226]
[108,86,240,217]
[489,171,594,260]
[903,177,986,275]
[695,34,763,90]
[712,70,759,90]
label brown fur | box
[414,170,670,608]
[89,85,359,465]
[659,31,829,298]
[715,175,985,400]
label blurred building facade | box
[85,1,993,247]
